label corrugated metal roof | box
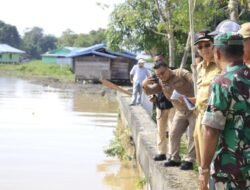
[42,47,83,57]
[64,47,82,51]
[0,44,25,54]
[67,43,136,60]
[92,51,117,59]
[66,43,106,57]
[67,49,117,59]
[43,43,136,60]
[105,50,136,60]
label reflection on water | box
[0,77,140,190]
[97,160,141,190]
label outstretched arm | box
[142,77,162,95]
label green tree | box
[56,29,78,48]
[106,0,223,67]
[22,27,57,59]
[57,28,106,48]
[202,0,250,21]
[88,29,106,45]
[39,35,57,53]
[74,33,90,47]
[106,0,167,55]
[22,27,44,59]
[0,20,21,48]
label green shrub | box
[104,118,134,161]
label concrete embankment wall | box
[117,93,199,190]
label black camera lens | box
[152,74,159,83]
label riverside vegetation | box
[0,60,74,82]
[104,117,148,189]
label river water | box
[0,77,140,190]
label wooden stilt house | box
[68,44,137,82]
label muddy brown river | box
[0,77,140,190]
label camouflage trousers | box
[213,177,250,190]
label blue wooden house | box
[67,43,137,82]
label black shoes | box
[180,161,193,170]
[164,159,193,170]
[166,131,169,138]
[153,154,166,161]
[164,160,181,167]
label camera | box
[152,74,159,83]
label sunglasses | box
[197,43,212,50]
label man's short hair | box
[153,53,165,63]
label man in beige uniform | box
[143,62,196,170]
[143,54,173,162]
[239,22,250,68]
[192,30,221,166]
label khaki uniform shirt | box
[195,61,221,113]
[162,69,194,113]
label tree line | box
[0,20,106,60]
[1,0,249,64]
[106,0,250,68]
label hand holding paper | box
[170,90,195,110]
[170,90,183,100]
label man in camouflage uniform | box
[239,22,250,68]
[199,32,250,190]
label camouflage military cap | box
[213,32,243,46]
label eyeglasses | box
[197,43,211,50]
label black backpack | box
[155,92,173,110]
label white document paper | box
[170,90,195,111]
[170,90,183,100]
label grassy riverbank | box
[0,60,74,82]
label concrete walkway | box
[117,93,199,190]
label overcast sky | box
[0,0,124,37]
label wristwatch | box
[198,166,210,175]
